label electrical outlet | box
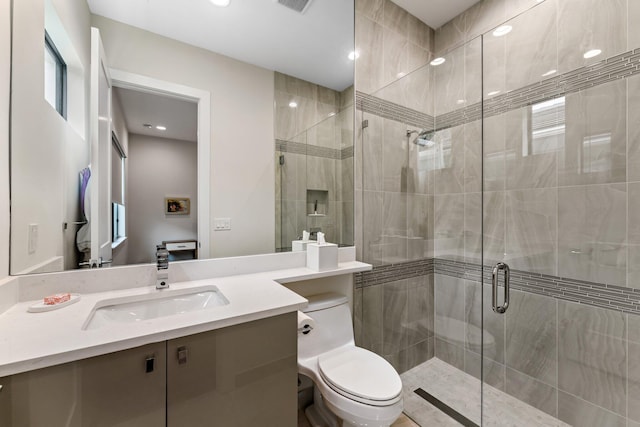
[214,218,231,231]
[28,223,38,254]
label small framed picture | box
[165,197,190,215]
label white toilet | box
[298,292,403,427]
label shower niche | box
[306,189,328,217]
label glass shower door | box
[481,1,637,425]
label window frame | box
[44,30,67,119]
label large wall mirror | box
[10,0,355,274]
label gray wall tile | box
[559,80,627,186]
[557,391,626,427]
[557,0,627,74]
[503,0,558,93]
[558,184,627,286]
[506,290,557,385]
[506,367,557,418]
[505,188,557,275]
[558,301,627,415]
[434,337,465,371]
[382,279,409,356]
[504,106,558,190]
[628,74,640,182]
[434,194,465,261]
[465,350,505,391]
[433,125,465,195]
[465,281,505,364]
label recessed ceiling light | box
[210,0,230,7]
[487,90,501,96]
[289,101,298,108]
[348,51,360,61]
[456,99,466,105]
[583,49,602,59]
[156,125,167,131]
[492,25,513,37]
[328,112,336,117]
[542,69,557,77]
[430,57,446,66]
[396,72,406,79]
[143,123,152,129]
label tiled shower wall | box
[353,0,436,373]
[274,73,354,251]
[430,1,640,425]
[356,0,640,426]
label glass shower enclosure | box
[356,0,640,425]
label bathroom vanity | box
[0,249,371,426]
[0,314,296,426]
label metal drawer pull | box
[492,262,510,314]
[145,356,155,373]
[177,346,188,365]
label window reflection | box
[528,96,565,156]
[581,132,612,174]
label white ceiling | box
[113,87,198,143]
[391,0,482,29]
[87,0,354,91]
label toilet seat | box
[318,347,402,406]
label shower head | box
[406,129,435,147]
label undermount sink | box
[83,285,229,330]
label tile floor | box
[401,358,571,427]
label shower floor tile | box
[400,358,570,427]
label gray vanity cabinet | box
[167,312,298,427]
[0,313,297,427]
[0,342,166,427]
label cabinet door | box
[1,342,166,427]
[167,313,298,427]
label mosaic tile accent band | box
[354,258,434,288]
[355,258,640,316]
[276,139,354,160]
[357,48,640,132]
[483,47,640,119]
[356,91,434,130]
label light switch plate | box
[28,223,38,254]
[214,218,231,231]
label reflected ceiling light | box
[396,72,406,78]
[542,69,557,77]
[487,90,501,96]
[210,0,231,7]
[348,51,360,60]
[430,57,446,66]
[456,99,466,105]
[288,101,298,108]
[583,49,602,59]
[156,125,167,131]
[492,25,512,37]
[328,112,336,117]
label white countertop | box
[0,261,371,377]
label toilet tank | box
[298,293,355,360]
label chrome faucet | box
[156,244,170,289]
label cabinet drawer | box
[166,241,196,251]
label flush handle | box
[177,346,188,365]
[492,262,510,314]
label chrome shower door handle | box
[492,262,510,314]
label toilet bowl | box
[298,293,403,427]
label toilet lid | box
[318,347,402,405]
